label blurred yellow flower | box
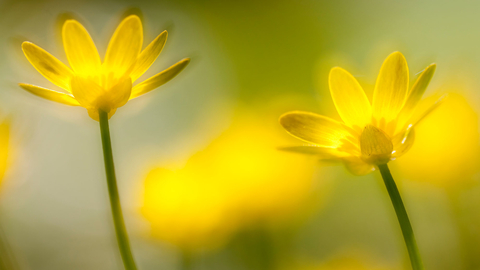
[19,15,189,120]
[0,118,9,188]
[280,52,444,175]
[395,93,480,187]
[141,115,319,251]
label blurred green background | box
[0,0,479,269]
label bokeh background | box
[0,0,479,269]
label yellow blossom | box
[19,15,190,120]
[280,52,444,175]
[141,114,320,251]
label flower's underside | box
[280,52,445,175]
[19,15,190,120]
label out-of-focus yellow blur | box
[141,110,323,252]
[0,118,9,189]
[396,93,480,188]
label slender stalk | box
[378,164,424,270]
[99,109,137,270]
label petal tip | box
[21,41,33,51]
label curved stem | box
[99,109,138,270]
[378,164,424,270]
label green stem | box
[99,109,138,270]
[378,164,424,270]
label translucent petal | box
[278,145,348,158]
[392,127,415,158]
[19,83,80,106]
[130,58,190,99]
[409,94,447,127]
[62,20,102,76]
[342,156,375,175]
[131,30,168,82]
[71,75,132,112]
[372,52,409,124]
[329,67,372,129]
[279,111,354,148]
[105,76,132,109]
[22,42,73,92]
[359,124,393,165]
[70,76,104,108]
[397,64,436,128]
[104,15,143,77]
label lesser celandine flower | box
[141,113,321,258]
[280,52,444,270]
[18,14,189,270]
[19,15,189,120]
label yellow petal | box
[70,76,104,109]
[397,64,436,128]
[105,76,132,109]
[22,42,73,92]
[359,124,393,165]
[62,20,102,76]
[342,156,375,175]
[392,127,415,158]
[408,94,447,128]
[131,30,168,82]
[279,111,354,148]
[104,15,143,77]
[19,83,80,106]
[329,67,372,129]
[130,58,190,99]
[372,52,409,124]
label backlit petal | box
[130,58,190,99]
[372,52,409,124]
[392,127,415,158]
[329,67,372,129]
[19,83,80,106]
[342,156,375,175]
[22,42,73,92]
[131,30,168,82]
[409,94,447,128]
[397,64,436,128]
[279,111,354,148]
[70,76,104,108]
[62,20,102,75]
[104,15,143,77]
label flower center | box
[360,124,393,165]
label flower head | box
[280,52,444,175]
[19,15,190,120]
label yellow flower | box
[141,114,320,251]
[280,52,444,175]
[19,15,190,120]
